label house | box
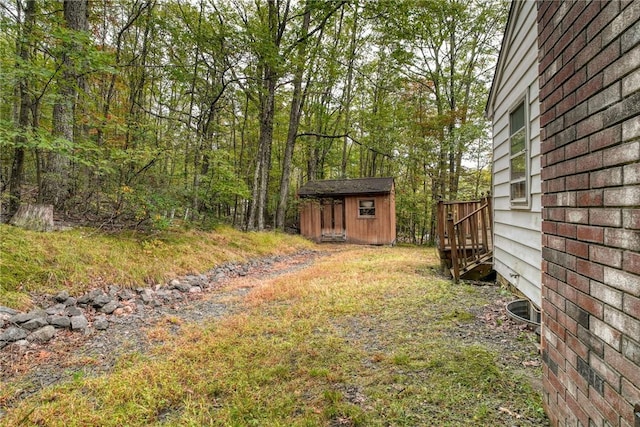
[486,0,542,309]
[297,177,396,245]
[489,1,640,427]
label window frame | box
[508,96,531,209]
[357,198,376,218]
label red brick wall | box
[538,1,640,426]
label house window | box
[358,199,375,217]
[509,101,528,206]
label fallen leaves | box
[499,406,522,419]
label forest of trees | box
[0,0,506,244]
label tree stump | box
[10,204,55,232]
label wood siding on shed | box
[299,199,322,241]
[299,192,396,245]
[489,0,542,307]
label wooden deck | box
[436,196,494,282]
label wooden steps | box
[436,196,494,282]
[454,252,493,281]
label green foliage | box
[0,0,506,236]
[199,151,251,208]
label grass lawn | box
[1,233,547,426]
[0,224,314,310]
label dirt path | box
[1,250,336,409]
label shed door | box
[320,198,346,241]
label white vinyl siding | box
[488,1,542,307]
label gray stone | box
[45,303,67,315]
[156,289,171,298]
[65,306,83,317]
[118,289,136,300]
[63,297,77,307]
[48,315,71,329]
[10,309,47,324]
[169,279,181,287]
[140,289,155,304]
[108,285,120,297]
[0,326,29,342]
[185,275,202,285]
[70,315,88,331]
[175,283,192,292]
[92,294,113,308]
[0,341,7,350]
[78,289,103,305]
[94,316,109,330]
[188,286,202,294]
[0,306,19,316]
[9,312,33,324]
[100,300,118,314]
[55,290,70,302]
[0,318,4,328]
[28,325,56,342]
[77,294,91,305]
[22,318,49,331]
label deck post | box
[447,212,460,282]
[480,198,489,253]
[436,200,446,252]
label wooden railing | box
[436,196,493,281]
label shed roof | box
[298,177,394,197]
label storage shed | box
[298,177,396,245]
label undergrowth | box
[0,224,314,310]
[1,246,548,426]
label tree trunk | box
[341,1,358,177]
[40,0,88,210]
[275,6,311,230]
[10,204,54,232]
[249,0,289,231]
[8,0,37,219]
[256,75,275,230]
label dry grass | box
[1,246,547,426]
[0,224,314,310]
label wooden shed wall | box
[344,193,396,245]
[299,199,322,241]
[298,191,396,245]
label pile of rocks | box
[0,256,292,351]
